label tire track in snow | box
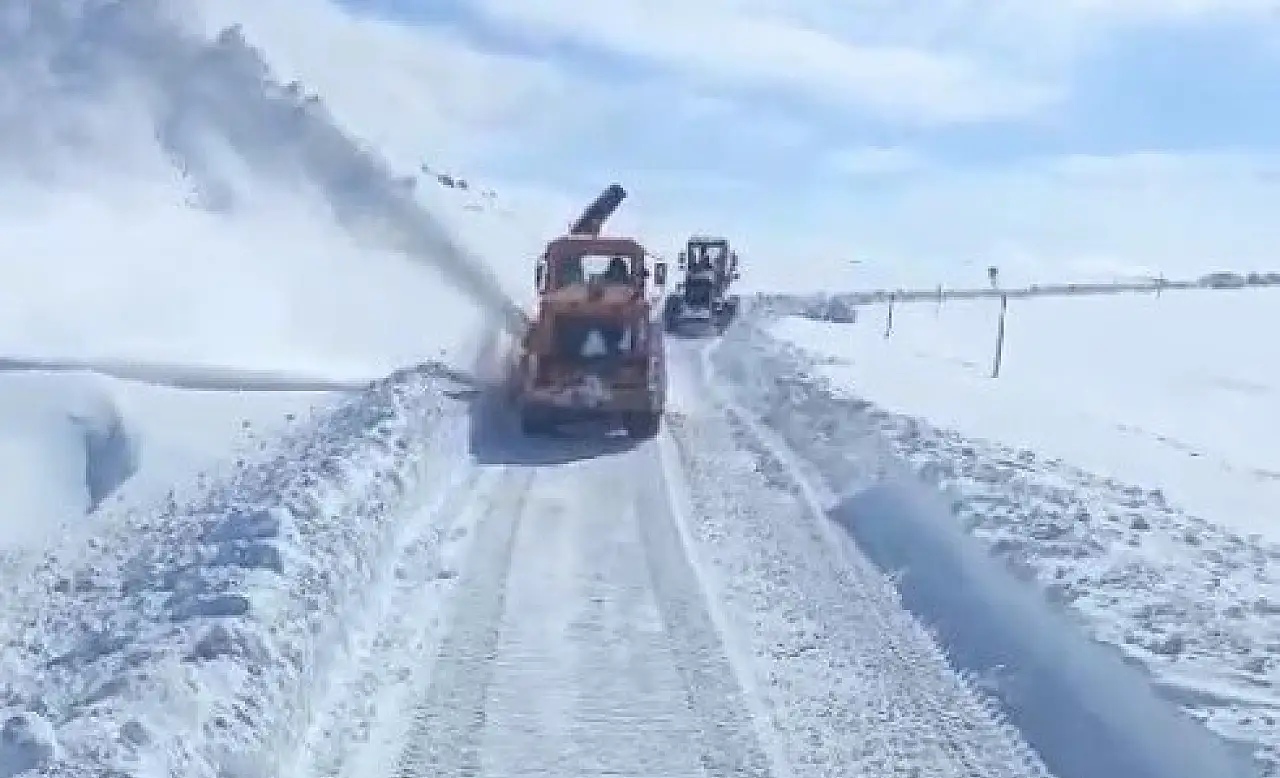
[665,413,1052,777]
[293,463,497,778]
[657,339,1053,778]
[389,444,774,777]
[481,453,705,777]
[637,446,777,778]
[390,467,535,777]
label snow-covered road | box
[385,454,770,778]
[296,363,777,778]
[276,336,1062,778]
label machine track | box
[386,446,774,778]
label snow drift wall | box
[0,363,471,777]
[0,372,140,549]
[708,309,1260,778]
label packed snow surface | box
[749,290,1280,774]
[775,290,1280,541]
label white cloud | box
[828,146,925,176]
[683,0,1280,85]
[192,0,815,262]
[1055,0,1280,21]
[192,0,1280,297]
[1043,151,1280,183]
[466,0,1056,125]
[457,0,1279,125]
[733,150,1280,291]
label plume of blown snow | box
[0,0,527,340]
[0,181,487,377]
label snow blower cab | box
[663,235,740,334]
[512,184,668,439]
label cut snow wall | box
[0,372,140,548]
[0,362,470,777]
[708,313,1261,778]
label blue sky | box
[320,0,1280,284]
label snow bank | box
[710,308,1271,776]
[759,290,1280,772]
[0,368,336,562]
[830,481,1257,778]
[0,373,139,549]
[0,363,471,777]
[103,379,340,509]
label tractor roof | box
[545,235,645,258]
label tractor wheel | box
[623,411,661,440]
[712,307,729,334]
[662,297,682,333]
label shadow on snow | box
[460,379,639,467]
[828,478,1262,778]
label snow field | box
[0,2,538,775]
[776,289,1280,541]
[0,363,472,777]
[0,183,456,583]
[0,0,505,547]
[721,297,1275,775]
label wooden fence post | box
[991,293,1008,378]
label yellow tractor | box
[508,184,668,438]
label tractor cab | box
[678,236,737,277]
[664,234,742,334]
[528,236,666,366]
[535,236,665,297]
[511,182,668,439]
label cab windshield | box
[552,253,636,288]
